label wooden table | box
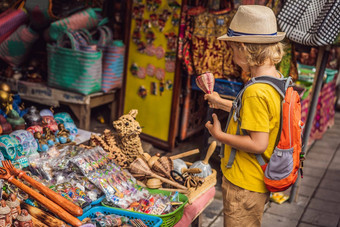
[0,77,118,130]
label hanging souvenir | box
[158,17,166,32]
[146,0,154,11]
[165,80,173,90]
[158,9,171,31]
[165,31,178,51]
[143,19,151,32]
[155,46,165,59]
[130,63,139,76]
[165,60,175,72]
[153,0,162,11]
[145,30,155,44]
[168,0,181,11]
[151,82,157,95]
[159,81,165,96]
[150,13,158,28]
[138,4,145,18]
[138,86,147,98]
[132,29,141,44]
[145,44,156,56]
[132,5,140,19]
[155,68,165,81]
[172,13,180,26]
[137,41,146,53]
[137,67,146,79]
[135,18,143,30]
[146,64,156,76]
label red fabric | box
[174,187,216,227]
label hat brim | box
[217,32,286,43]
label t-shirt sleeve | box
[240,96,270,133]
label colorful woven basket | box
[0,8,28,44]
[47,30,102,95]
[0,25,39,66]
[48,8,102,41]
[95,26,125,92]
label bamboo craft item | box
[129,158,187,190]
[0,167,82,226]
[2,160,83,217]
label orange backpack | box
[224,76,305,192]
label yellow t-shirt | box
[221,83,281,193]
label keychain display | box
[165,31,178,51]
[145,30,155,44]
[150,13,158,28]
[137,41,147,53]
[132,29,141,44]
[155,46,165,59]
[145,44,156,56]
[130,63,139,76]
[138,86,147,99]
[151,82,157,95]
[159,81,165,96]
[146,64,156,76]
[142,19,151,32]
[172,12,180,26]
[155,68,165,81]
[137,67,146,79]
[165,80,173,90]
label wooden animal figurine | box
[0,199,11,227]
[13,209,33,227]
[89,109,145,168]
[112,109,144,163]
[6,193,21,220]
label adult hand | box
[205,113,222,139]
[204,92,221,109]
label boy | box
[204,5,285,227]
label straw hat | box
[218,5,285,43]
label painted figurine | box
[54,112,74,124]
[0,199,11,227]
[41,116,58,133]
[23,106,42,127]
[13,209,33,227]
[6,193,21,220]
[10,130,39,161]
[0,115,12,135]
[34,132,49,152]
[43,127,59,146]
[56,123,74,144]
[63,122,78,136]
[0,135,20,161]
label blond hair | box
[230,42,284,67]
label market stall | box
[0,0,339,226]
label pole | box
[289,45,331,203]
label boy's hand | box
[205,113,222,139]
[204,92,221,109]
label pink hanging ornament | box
[195,72,215,94]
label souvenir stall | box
[0,0,219,226]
